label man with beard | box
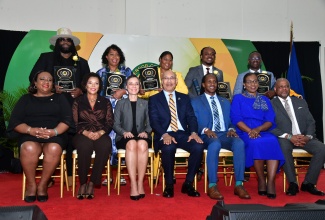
[30,27,90,104]
[185,47,224,99]
[29,28,90,186]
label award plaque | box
[217,82,232,101]
[54,66,76,91]
[256,73,271,94]
[105,72,126,96]
[139,66,160,91]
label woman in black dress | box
[113,75,152,200]
[7,71,73,203]
[72,73,114,200]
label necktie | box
[210,96,221,132]
[284,99,298,134]
[169,94,178,132]
[206,67,210,75]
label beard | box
[59,44,73,54]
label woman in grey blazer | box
[113,75,152,200]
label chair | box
[22,150,68,200]
[203,149,234,193]
[114,148,154,195]
[283,148,312,192]
[155,148,197,191]
[72,149,110,196]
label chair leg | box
[150,154,154,194]
[116,155,122,195]
[60,154,64,198]
[204,152,207,193]
[155,155,161,188]
[72,156,76,197]
[22,172,26,200]
[107,158,110,196]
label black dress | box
[7,93,74,148]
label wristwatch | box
[191,132,198,135]
[228,128,236,132]
[306,135,313,140]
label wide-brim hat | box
[49,27,80,46]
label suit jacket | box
[185,65,224,98]
[271,96,316,137]
[191,94,234,135]
[29,52,90,88]
[148,91,198,153]
[233,70,275,95]
[113,98,152,142]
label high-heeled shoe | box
[267,193,276,199]
[130,195,140,201]
[139,194,145,199]
[37,194,48,202]
[24,195,36,203]
[77,183,87,200]
[86,182,94,200]
[258,190,267,196]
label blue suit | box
[149,91,204,185]
[191,94,245,183]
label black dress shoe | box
[301,183,325,196]
[139,194,145,199]
[163,187,174,198]
[130,195,140,200]
[37,194,48,202]
[24,196,36,203]
[286,182,299,196]
[267,193,276,199]
[181,182,200,197]
[258,190,267,196]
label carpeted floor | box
[0,169,324,219]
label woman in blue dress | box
[230,73,284,199]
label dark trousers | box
[157,131,204,186]
[73,134,112,185]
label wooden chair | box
[114,148,154,195]
[22,150,68,200]
[72,149,110,196]
[203,149,234,193]
[155,148,197,191]
[283,148,312,192]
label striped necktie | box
[284,99,298,135]
[169,94,178,132]
[210,96,221,132]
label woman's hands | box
[83,130,105,140]
[248,128,261,139]
[30,127,56,139]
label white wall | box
[1,0,325,128]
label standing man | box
[29,27,90,186]
[271,78,325,196]
[191,73,250,200]
[185,47,224,98]
[149,70,204,198]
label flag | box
[287,42,305,98]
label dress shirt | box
[202,64,212,75]
[278,96,301,137]
[163,90,185,132]
[201,93,225,133]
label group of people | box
[7,27,325,204]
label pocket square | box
[298,107,303,109]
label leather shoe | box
[258,191,267,196]
[234,185,251,199]
[267,193,276,199]
[130,195,140,201]
[286,182,299,196]
[24,195,36,203]
[207,185,223,200]
[301,183,325,196]
[181,182,200,197]
[37,194,48,202]
[163,186,174,198]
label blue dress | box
[230,94,285,169]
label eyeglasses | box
[58,37,73,43]
[249,57,261,61]
[162,77,176,81]
[245,80,258,85]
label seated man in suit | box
[149,70,204,198]
[271,78,325,196]
[191,73,250,200]
[185,47,224,99]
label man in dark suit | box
[191,73,250,200]
[29,27,90,185]
[185,47,223,98]
[149,70,204,198]
[271,78,325,196]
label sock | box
[235,181,243,186]
[209,183,216,188]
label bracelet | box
[287,134,292,140]
[26,127,31,134]
[53,128,58,136]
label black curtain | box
[253,41,323,142]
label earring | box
[34,85,37,89]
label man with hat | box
[29,28,90,186]
[30,27,90,104]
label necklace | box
[89,99,96,103]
